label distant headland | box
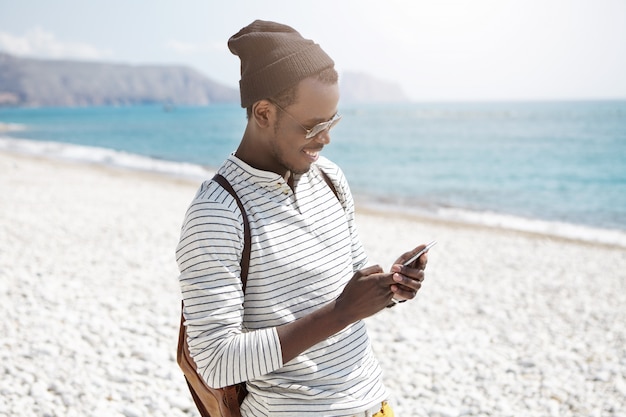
[0,52,410,108]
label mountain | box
[340,71,410,104]
[0,53,410,107]
[0,53,239,107]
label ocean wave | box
[359,198,626,249]
[0,136,214,181]
[3,136,625,248]
[0,122,27,133]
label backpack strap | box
[177,169,342,416]
[177,174,252,417]
[213,168,338,289]
[212,174,251,292]
[318,168,339,201]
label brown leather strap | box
[212,169,337,291]
[213,174,251,292]
[177,169,341,417]
[319,169,339,201]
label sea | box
[1,100,625,247]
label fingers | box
[392,268,424,290]
[390,279,421,301]
[339,269,400,319]
[394,245,430,269]
[357,264,384,276]
[353,265,424,307]
[415,251,427,269]
[391,263,425,278]
[389,266,425,302]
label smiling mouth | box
[303,148,321,158]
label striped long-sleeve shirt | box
[176,155,388,416]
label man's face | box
[269,77,340,175]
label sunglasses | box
[270,100,342,140]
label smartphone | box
[403,240,437,266]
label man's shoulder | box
[313,156,352,207]
[315,155,339,172]
[188,175,242,217]
[315,156,345,182]
[192,157,248,204]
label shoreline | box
[1,150,624,416]
[2,135,625,249]
[355,203,626,251]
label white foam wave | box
[360,199,626,249]
[0,122,27,133]
[3,136,625,248]
[437,207,626,248]
[0,137,214,181]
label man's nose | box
[313,128,331,145]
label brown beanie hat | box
[228,20,335,108]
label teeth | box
[304,150,318,157]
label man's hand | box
[389,244,430,302]
[334,265,396,322]
[277,265,396,363]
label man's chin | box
[291,164,313,175]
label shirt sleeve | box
[176,181,283,388]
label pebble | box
[2,152,625,416]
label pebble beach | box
[1,151,624,417]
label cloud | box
[0,27,113,60]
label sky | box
[1,0,625,102]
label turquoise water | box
[1,101,625,236]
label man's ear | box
[251,100,274,129]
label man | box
[176,20,428,417]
